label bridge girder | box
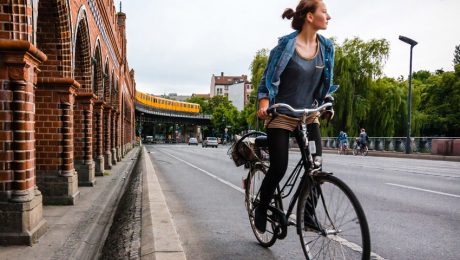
[135,103,212,125]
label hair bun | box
[282,8,295,19]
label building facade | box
[209,72,252,110]
[0,0,136,245]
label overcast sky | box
[122,0,460,96]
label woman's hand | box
[257,98,269,119]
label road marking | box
[160,149,387,260]
[386,183,460,198]
[161,150,245,194]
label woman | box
[255,0,337,232]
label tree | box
[418,66,460,136]
[211,102,239,139]
[331,37,390,136]
[454,44,460,66]
[242,49,269,131]
[250,49,269,92]
[186,96,210,114]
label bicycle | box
[353,140,369,156]
[231,103,371,259]
[338,142,349,155]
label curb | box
[321,148,460,162]
[141,146,186,260]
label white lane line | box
[386,183,460,198]
[161,150,245,194]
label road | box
[146,144,460,260]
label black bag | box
[230,140,259,167]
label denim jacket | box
[257,31,338,104]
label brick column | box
[111,108,117,165]
[103,106,112,169]
[93,101,104,176]
[74,93,96,186]
[35,77,80,205]
[115,112,122,161]
[0,40,47,245]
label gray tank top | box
[275,44,324,117]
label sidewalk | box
[0,147,140,260]
[322,148,460,162]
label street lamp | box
[399,35,417,154]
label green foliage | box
[209,97,239,137]
[418,68,460,136]
[332,37,390,136]
[244,48,269,131]
[454,44,460,66]
[186,96,210,114]
[367,78,405,137]
[413,70,431,82]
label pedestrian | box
[255,0,337,233]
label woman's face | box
[308,2,331,30]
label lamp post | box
[399,35,418,154]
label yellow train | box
[135,91,201,114]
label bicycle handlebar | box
[267,102,333,116]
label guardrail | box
[321,137,460,154]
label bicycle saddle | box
[255,136,268,148]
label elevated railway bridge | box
[135,91,212,143]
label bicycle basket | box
[228,131,267,167]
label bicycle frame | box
[257,120,325,234]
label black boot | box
[254,205,267,233]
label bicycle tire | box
[363,147,369,156]
[245,164,278,247]
[297,174,371,260]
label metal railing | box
[321,137,460,154]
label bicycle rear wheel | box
[297,174,371,259]
[245,164,277,247]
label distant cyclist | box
[359,128,369,150]
[337,131,348,151]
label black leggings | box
[259,123,322,207]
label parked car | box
[188,137,198,145]
[145,136,154,143]
[202,137,218,148]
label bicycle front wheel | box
[245,164,277,247]
[297,174,371,260]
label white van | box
[145,136,154,143]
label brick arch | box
[72,6,95,187]
[92,40,103,99]
[103,59,110,103]
[36,0,72,78]
[73,7,91,92]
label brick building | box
[0,0,136,245]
